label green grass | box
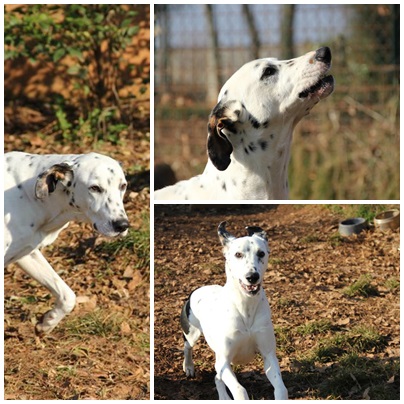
[342,274,379,297]
[63,310,125,338]
[296,319,332,336]
[96,213,150,269]
[317,353,399,399]
[300,234,321,243]
[325,204,388,222]
[384,277,400,292]
[285,321,396,399]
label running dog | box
[180,222,288,400]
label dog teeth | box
[239,280,260,294]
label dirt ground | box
[154,204,400,400]
[4,129,150,399]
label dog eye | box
[235,252,244,259]
[261,65,277,79]
[89,185,103,193]
[257,251,266,258]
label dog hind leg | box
[180,298,201,377]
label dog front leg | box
[263,351,288,400]
[215,359,249,400]
[16,249,76,334]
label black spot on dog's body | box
[249,116,261,129]
[244,147,249,155]
[248,142,257,152]
[259,140,268,151]
[222,182,227,192]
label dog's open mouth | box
[298,75,334,99]
[239,279,261,295]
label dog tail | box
[180,298,191,338]
[180,289,197,338]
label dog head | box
[218,221,269,296]
[35,153,129,237]
[207,47,334,170]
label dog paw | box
[34,309,60,335]
[183,361,195,378]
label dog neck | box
[224,277,264,328]
[204,121,294,199]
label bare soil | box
[154,204,400,400]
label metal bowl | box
[339,217,367,237]
[374,209,400,231]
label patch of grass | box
[276,297,299,308]
[318,353,399,399]
[385,277,399,292]
[274,326,296,355]
[328,232,344,247]
[96,214,150,269]
[296,319,332,336]
[325,204,388,222]
[300,234,321,243]
[347,325,387,353]
[342,274,379,297]
[63,310,125,338]
[301,325,387,365]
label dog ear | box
[246,226,268,241]
[218,221,236,246]
[207,115,233,171]
[35,163,74,199]
[207,100,247,171]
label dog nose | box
[112,218,130,233]
[245,272,260,284]
[315,46,331,64]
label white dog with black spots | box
[4,152,129,334]
[181,222,288,400]
[155,47,334,200]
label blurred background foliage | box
[5,4,150,144]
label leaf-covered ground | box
[154,204,400,400]
[4,130,150,399]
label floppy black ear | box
[35,163,74,199]
[218,221,236,246]
[246,226,268,241]
[207,115,233,171]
